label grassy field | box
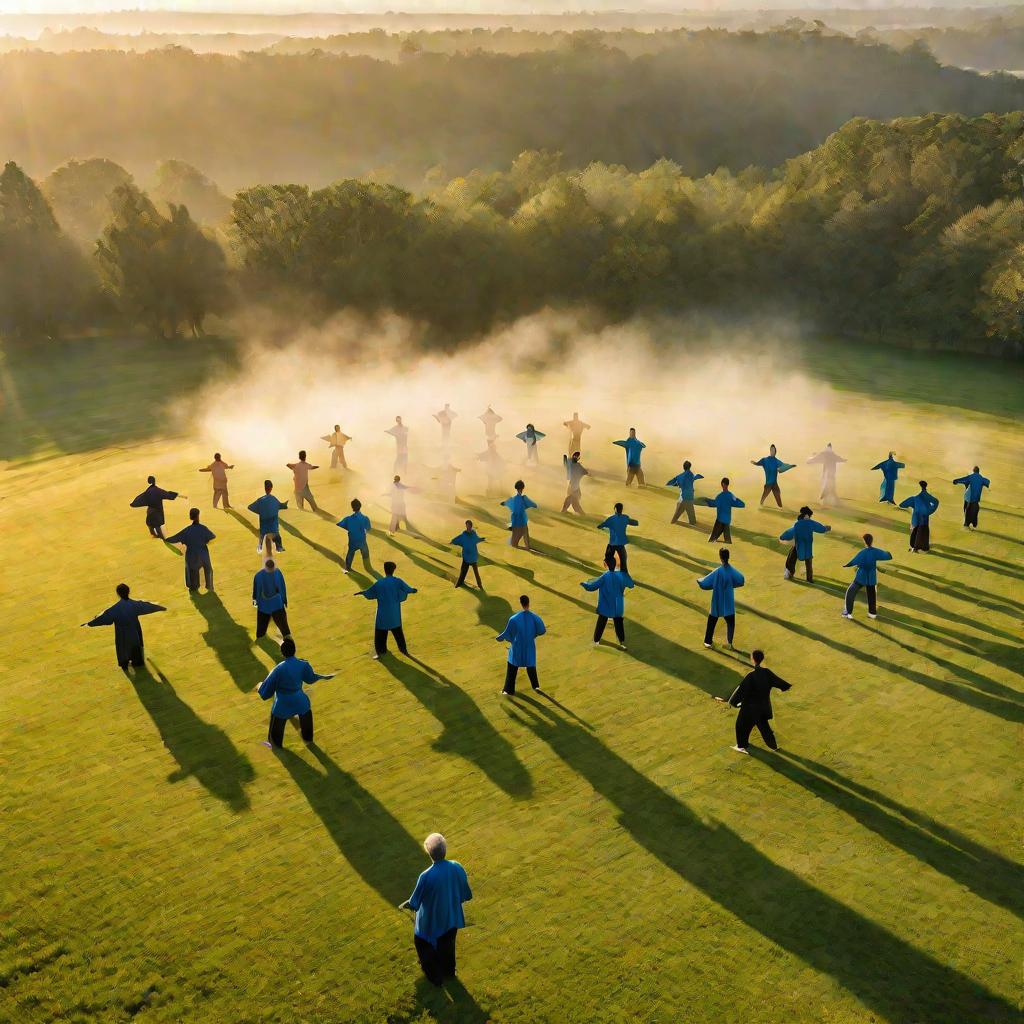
[1,334,1021,1024]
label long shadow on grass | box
[753,750,1023,918]
[931,546,1024,584]
[388,977,490,1024]
[129,663,254,811]
[278,744,422,906]
[280,519,345,570]
[382,657,532,799]
[504,700,1016,1023]
[189,592,267,693]
[387,535,456,582]
[886,563,1024,619]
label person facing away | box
[82,583,165,669]
[900,480,940,553]
[336,498,372,575]
[130,475,180,539]
[497,594,546,695]
[387,416,410,473]
[479,405,502,441]
[451,519,486,589]
[808,443,846,505]
[388,475,416,535]
[434,404,457,442]
[599,502,639,573]
[724,649,791,754]
[252,559,290,640]
[502,480,537,550]
[563,412,591,454]
[613,427,647,486]
[399,833,472,989]
[779,505,831,583]
[478,440,505,496]
[581,567,634,649]
[953,466,991,530]
[248,480,288,559]
[199,453,234,509]
[287,450,319,513]
[321,425,351,469]
[258,637,334,749]
[166,507,216,592]
[698,547,745,649]
[516,423,545,465]
[702,477,745,544]
[751,443,795,507]
[667,460,704,526]
[842,533,892,620]
[872,451,905,504]
[357,560,417,659]
[561,451,589,514]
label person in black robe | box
[82,583,166,669]
[130,475,181,539]
[166,508,216,591]
[717,649,791,753]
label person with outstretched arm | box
[581,567,634,649]
[253,559,291,640]
[388,475,417,535]
[478,440,505,497]
[502,480,537,551]
[287,450,319,513]
[808,443,845,505]
[248,480,288,560]
[563,412,590,454]
[698,547,744,649]
[199,453,234,509]
[497,594,546,695]
[561,451,588,514]
[842,533,892,620]
[258,637,334,749]
[751,444,795,507]
[516,424,545,465]
[336,498,372,575]
[899,481,940,553]
[599,503,638,573]
[166,507,216,592]
[716,649,791,754]
[82,583,165,669]
[872,452,905,504]
[434,404,457,453]
[613,428,647,486]
[953,466,990,529]
[387,416,410,474]
[357,560,417,659]
[702,478,745,544]
[667,461,703,526]
[479,405,502,441]
[779,505,831,582]
[130,475,180,539]
[321,425,351,470]
[451,520,486,589]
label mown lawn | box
[1,335,1021,1023]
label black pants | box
[185,556,214,591]
[374,627,408,655]
[148,522,164,539]
[845,582,877,615]
[909,522,930,552]
[456,561,483,588]
[118,644,145,669]
[708,520,732,544]
[256,608,291,638]
[503,663,539,694]
[760,483,782,507]
[604,544,628,573]
[594,615,625,643]
[784,547,813,581]
[736,709,777,750]
[414,928,457,986]
[705,614,735,645]
[268,710,313,748]
[964,501,979,528]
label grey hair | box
[423,833,447,861]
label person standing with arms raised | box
[451,519,486,589]
[581,566,634,650]
[516,424,545,466]
[953,466,990,530]
[479,405,502,442]
[807,443,845,506]
[387,416,410,475]
[716,649,792,754]
[561,451,589,515]
[252,559,291,640]
[166,507,216,592]
[872,451,905,505]
[130,475,181,539]
[613,427,647,487]
[779,505,831,583]
[841,533,892,619]
[321,425,351,470]
[248,480,288,560]
[598,502,639,574]
[287,450,320,513]
[497,594,546,695]
[82,583,165,670]
[434,403,457,457]
[702,478,745,544]
[751,444,795,507]
[698,547,745,650]
[502,480,537,551]
[667,460,703,526]
[356,560,417,659]
[900,481,940,553]
[563,412,591,455]
[336,498,372,575]
[258,638,334,749]
[199,453,234,509]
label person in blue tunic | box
[716,649,792,754]
[130,475,180,539]
[842,533,892,619]
[258,637,334,748]
[497,594,546,695]
[248,480,288,560]
[516,424,545,465]
[501,480,537,550]
[702,478,745,544]
[751,444,795,507]
[599,503,639,573]
[451,519,487,589]
[779,505,831,582]
[953,466,991,529]
[667,460,704,525]
[82,583,165,669]
[561,451,588,514]
[252,559,290,639]
[357,560,417,658]
[399,833,472,987]
[697,548,745,649]
[872,452,905,504]
[166,507,216,591]
[613,427,647,486]
[337,498,372,574]
[581,567,634,648]
[899,481,940,552]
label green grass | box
[1,336,1021,1024]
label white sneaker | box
[841,611,852,619]
[372,653,381,660]
[703,642,713,649]
[593,641,600,646]
[619,644,628,651]
[868,613,877,619]
[783,569,792,580]
[342,569,350,575]
[731,745,750,755]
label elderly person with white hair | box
[399,833,472,987]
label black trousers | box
[705,613,735,645]
[118,644,145,669]
[414,928,457,986]
[456,561,483,588]
[909,522,931,552]
[708,520,732,544]
[374,627,408,655]
[256,608,291,638]
[964,501,980,528]
[845,582,877,615]
[148,522,165,539]
[503,663,539,694]
[736,709,777,750]
[594,615,625,643]
[268,710,313,748]
[604,544,628,573]
[185,556,213,591]
[784,547,813,581]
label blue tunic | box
[258,656,328,718]
[361,576,416,629]
[496,610,546,667]
[165,522,215,559]
[845,547,893,586]
[581,570,634,618]
[755,455,795,485]
[252,567,287,613]
[697,564,745,617]
[614,437,646,466]
[502,493,537,528]
[702,491,745,524]
[899,492,940,527]
[407,860,473,947]
[779,518,829,560]
[953,472,990,504]
[872,457,905,502]
[451,530,485,563]
[337,511,371,547]
[666,470,703,500]
[130,484,178,527]
[248,494,287,536]
[599,513,638,546]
